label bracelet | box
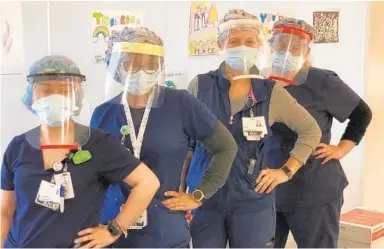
[114,219,128,238]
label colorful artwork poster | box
[313,11,340,44]
[1,1,25,75]
[188,2,219,56]
[259,12,285,41]
[92,11,144,64]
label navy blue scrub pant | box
[190,206,275,248]
[273,195,343,248]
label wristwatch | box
[107,220,122,236]
[280,165,293,179]
[192,189,205,202]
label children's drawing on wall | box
[259,12,285,41]
[313,11,339,44]
[92,11,144,64]
[1,1,25,75]
[165,70,188,89]
[188,2,219,56]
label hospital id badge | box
[242,116,268,141]
[35,180,61,211]
[129,210,148,230]
[54,172,75,199]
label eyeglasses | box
[122,60,159,74]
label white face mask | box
[31,94,78,127]
[221,45,259,71]
[126,70,159,95]
[271,51,304,73]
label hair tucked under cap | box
[22,55,84,114]
[271,17,313,41]
[28,55,81,75]
[273,18,313,35]
[218,9,262,43]
[219,9,259,25]
[105,26,163,67]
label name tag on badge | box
[242,116,268,141]
[129,210,148,230]
[54,173,75,199]
[35,180,61,211]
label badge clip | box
[120,125,131,143]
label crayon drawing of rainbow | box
[93,26,109,43]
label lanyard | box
[246,88,257,117]
[122,92,154,158]
[229,87,257,124]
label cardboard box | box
[339,206,384,248]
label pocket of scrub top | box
[244,159,261,189]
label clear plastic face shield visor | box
[218,19,268,81]
[105,42,165,108]
[264,25,313,85]
[25,73,90,150]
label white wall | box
[1,1,368,210]
[363,2,384,210]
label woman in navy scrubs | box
[262,18,373,248]
[179,10,322,248]
[0,55,159,248]
[92,27,237,248]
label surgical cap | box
[218,9,262,42]
[271,17,314,42]
[105,27,163,66]
[22,55,84,114]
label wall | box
[363,2,384,210]
[1,1,369,210]
[0,1,48,153]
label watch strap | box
[281,165,293,179]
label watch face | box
[282,166,292,177]
[108,223,120,236]
[193,190,203,201]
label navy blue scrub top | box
[0,126,141,248]
[265,67,361,211]
[91,88,219,223]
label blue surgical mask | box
[31,94,78,127]
[272,51,303,73]
[223,46,259,71]
[126,70,159,95]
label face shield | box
[264,25,312,85]
[105,41,165,108]
[24,73,90,150]
[218,19,268,81]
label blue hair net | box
[22,55,85,114]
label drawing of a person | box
[194,7,201,31]
[207,4,218,27]
[201,7,207,28]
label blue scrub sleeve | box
[90,107,101,129]
[179,90,219,140]
[94,133,142,184]
[323,71,361,122]
[1,138,17,190]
